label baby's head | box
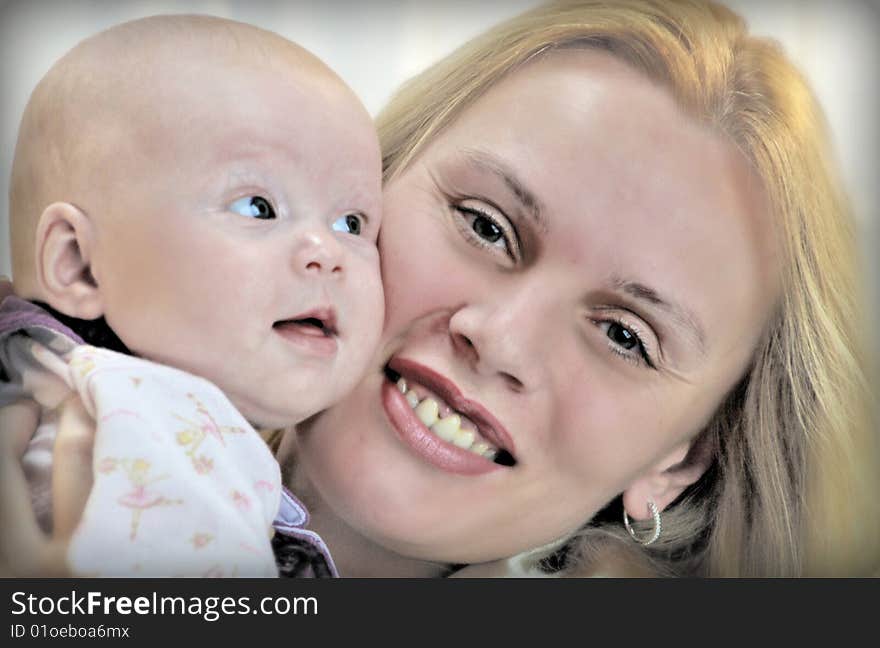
[9,15,384,427]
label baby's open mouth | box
[274,309,338,338]
[383,365,517,467]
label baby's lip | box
[273,307,338,337]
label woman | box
[277,0,878,577]
[6,0,879,577]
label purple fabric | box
[0,296,83,344]
[273,487,339,578]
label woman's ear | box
[34,202,103,320]
[622,432,714,520]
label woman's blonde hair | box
[376,0,879,576]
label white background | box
[1,0,877,333]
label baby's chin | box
[238,378,362,431]
[239,402,314,431]
[224,339,378,429]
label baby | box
[0,15,383,576]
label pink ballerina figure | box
[174,393,246,471]
[115,458,182,540]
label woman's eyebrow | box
[461,148,547,233]
[612,276,708,356]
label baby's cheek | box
[354,248,385,331]
[355,270,385,360]
[331,253,384,389]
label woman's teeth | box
[397,378,499,461]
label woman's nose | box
[448,287,546,393]
[292,228,344,278]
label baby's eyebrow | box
[612,275,708,357]
[459,148,547,234]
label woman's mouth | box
[381,362,517,473]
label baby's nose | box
[292,229,344,277]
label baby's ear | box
[34,202,103,319]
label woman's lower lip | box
[273,322,338,357]
[381,378,500,476]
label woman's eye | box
[454,205,518,259]
[597,319,656,369]
[472,215,503,242]
[332,213,364,236]
[607,322,639,350]
[229,195,276,220]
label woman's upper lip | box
[386,357,516,458]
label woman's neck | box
[303,501,449,578]
[277,430,449,578]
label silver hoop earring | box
[623,500,661,546]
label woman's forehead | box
[432,49,770,239]
[443,49,719,180]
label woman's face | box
[295,49,779,564]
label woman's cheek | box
[380,215,466,329]
[385,256,471,332]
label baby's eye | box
[332,213,364,236]
[229,196,276,220]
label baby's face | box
[89,59,384,428]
